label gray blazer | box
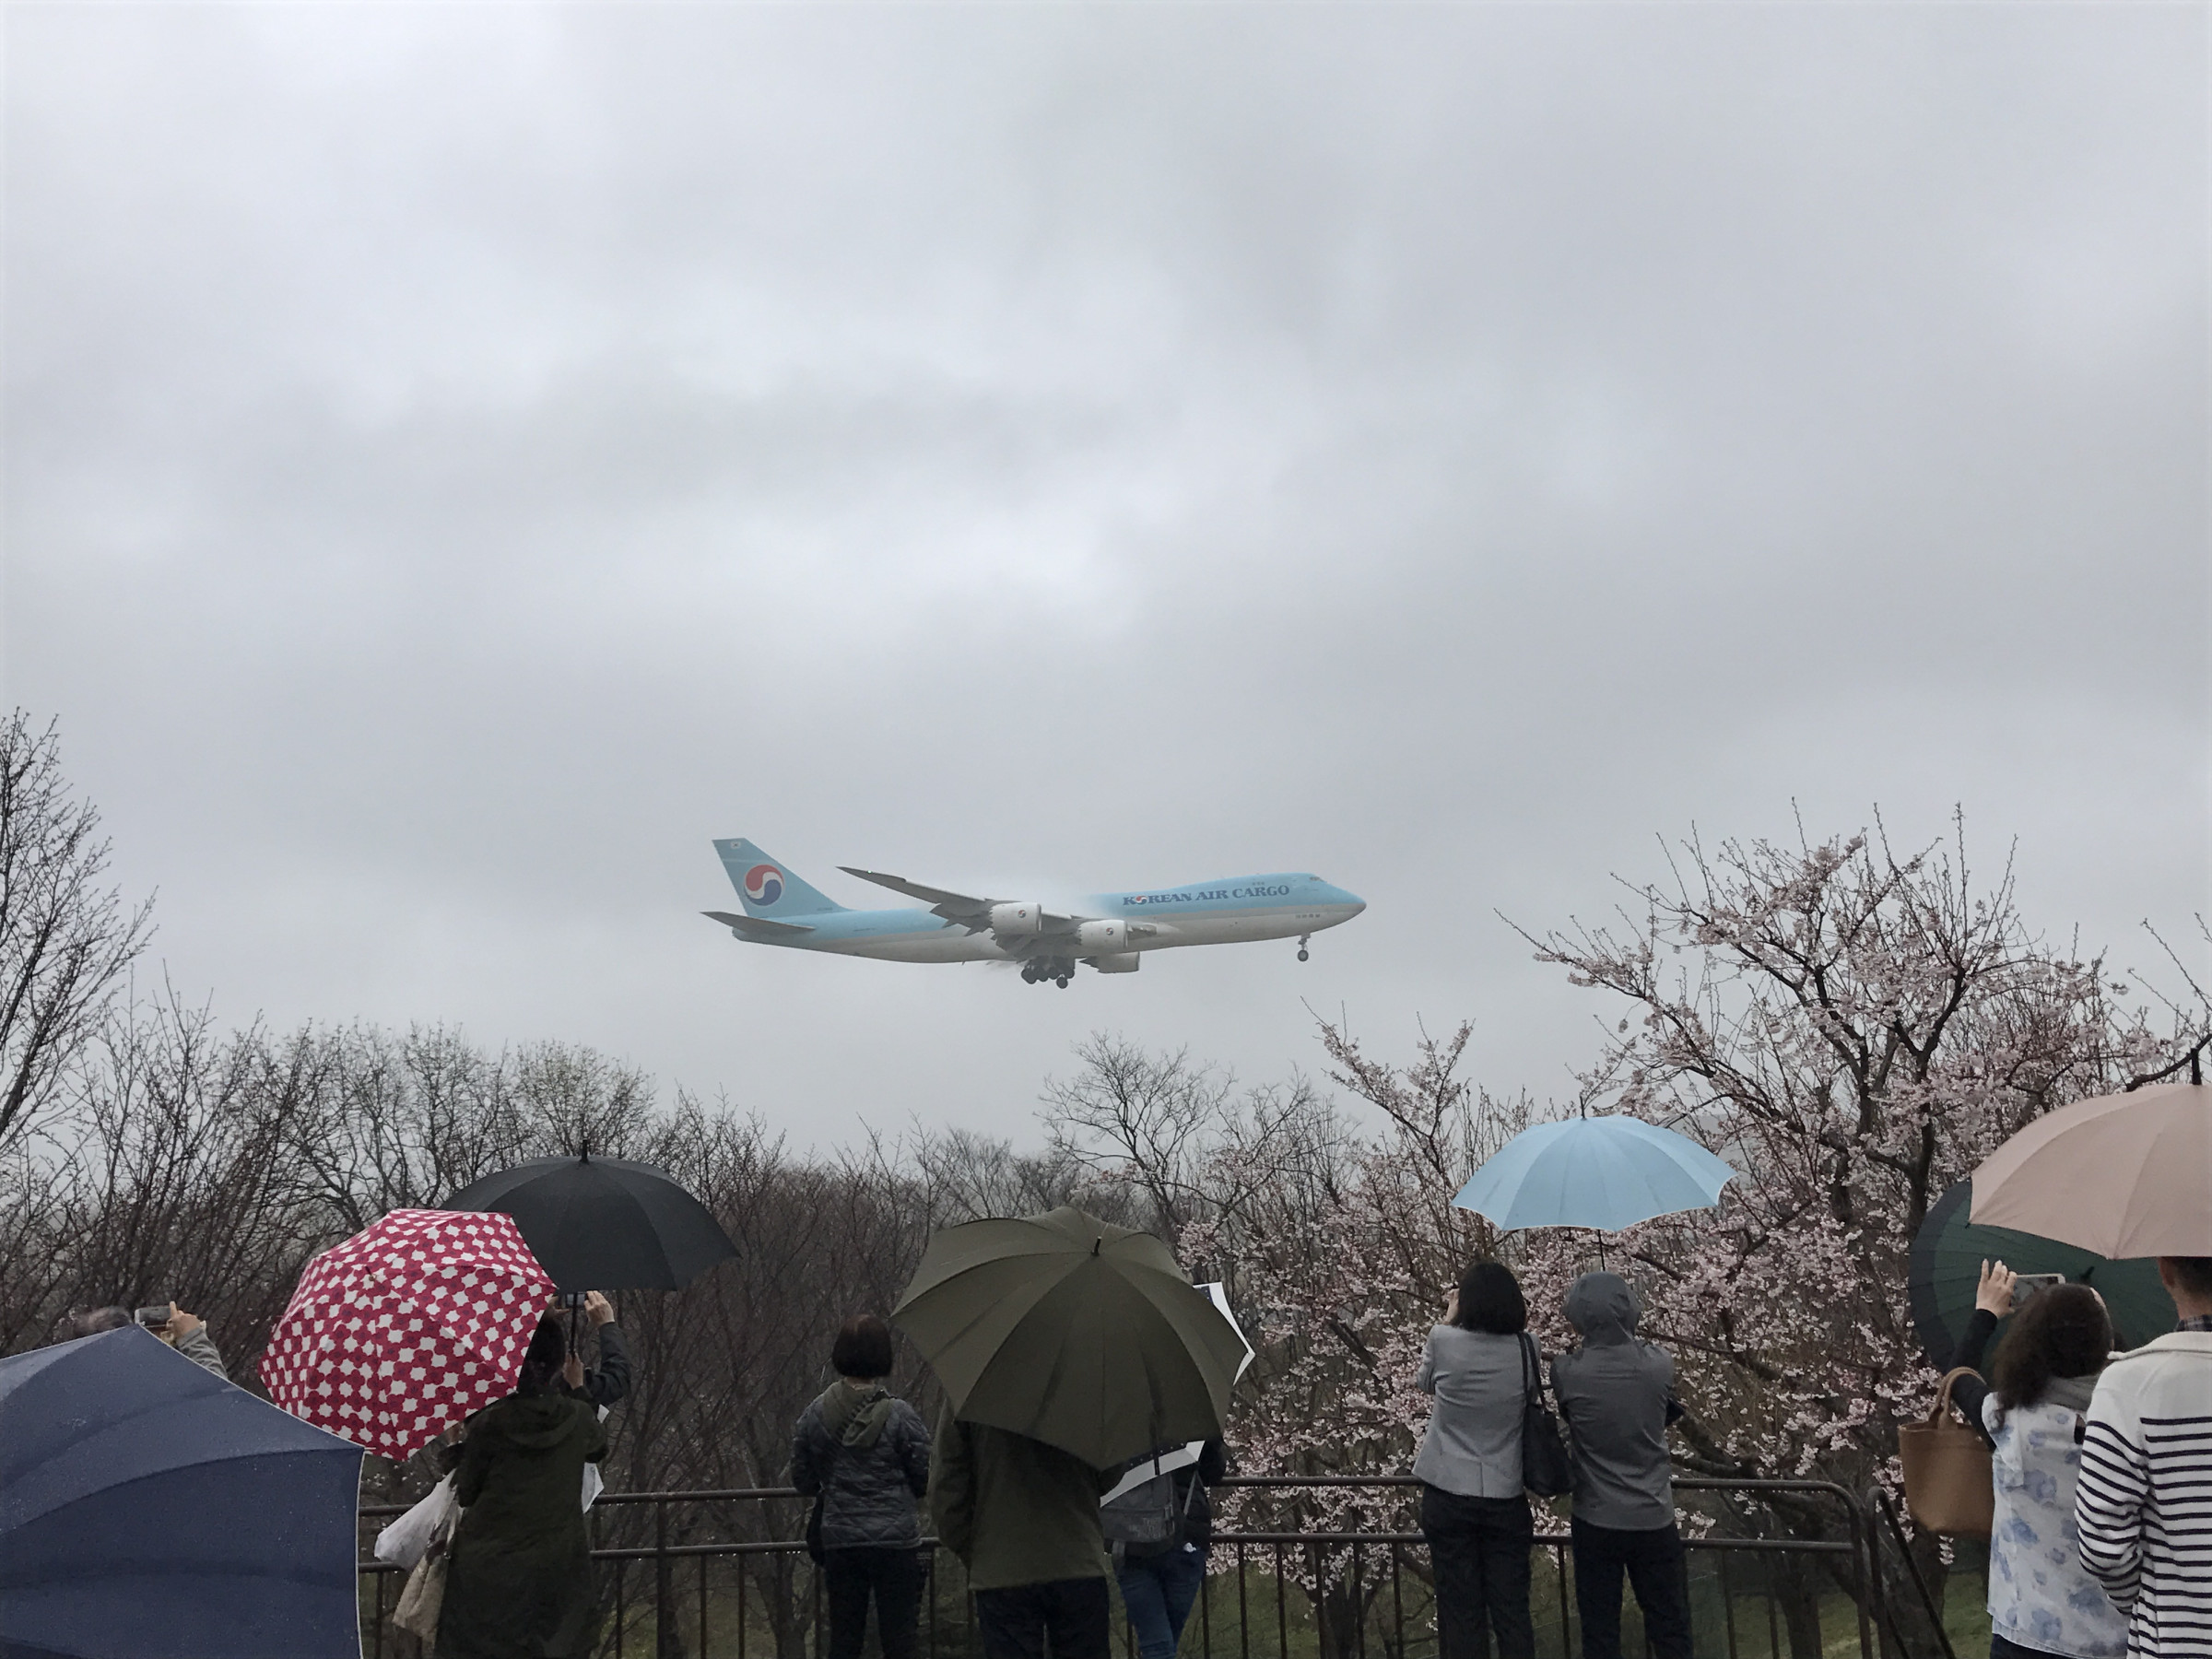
[1413,1325,1529,1498]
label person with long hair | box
[1947,1262,2128,1659]
[793,1315,933,1659]
[1416,1260,1537,1659]
[435,1315,608,1659]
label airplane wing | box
[838,868,1083,935]
[838,868,992,917]
[703,910,816,937]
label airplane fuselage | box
[767,877,1361,964]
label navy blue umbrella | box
[0,1325,364,1659]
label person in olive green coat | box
[929,1406,1115,1659]
[436,1317,607,1659]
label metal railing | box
[359,1477,1882,1659]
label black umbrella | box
[1,1327,364,1659]
[1908,1179,2174,1370]
[441,1151,737,1292]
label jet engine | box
[1074,920,1130,954]
[989,902,1044,936]
[1088,952,1141,973]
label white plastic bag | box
[580,1406,609,1511]
[375,1475,457,1570]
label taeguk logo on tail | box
[744,865,784,905]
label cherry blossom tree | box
[1508,818,2209,1651]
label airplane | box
[701,839,1366,987]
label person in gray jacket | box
[1416,1260,1539,1659]
[793,1314,934,1659]
[58,1304,227,1379]
[1549,1273,1688,1659]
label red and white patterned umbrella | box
[259,1207,557,1462]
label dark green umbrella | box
[892,1206,1246,1469]
[1909,1180,2175,1369]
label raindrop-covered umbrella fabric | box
[1971,1083,2212,1257]
[259,1207,557,1463]
[1452,1115,1738,1232]
[1908,1180,2175,1369]
[441,1152,738,1292]
[2,1327,364,1659]
[893,1206,1247,1470]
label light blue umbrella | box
[1452,1115,1737,1232]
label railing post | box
[657,1499,676,1658]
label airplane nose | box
[1340,891,1367,915]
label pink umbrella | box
[1970,1079,2212,1258]
[259,1208,557,1462]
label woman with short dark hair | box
[1416,1260,1537,1659]
[794,1314,934,1659]
[1948,1265,2128,1659]
[436,1315,607,1658]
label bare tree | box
[0,712,154,1150]
[1041,1033,1236,1242]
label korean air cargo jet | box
[703,839,1365,987]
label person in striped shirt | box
[2075,1255,2212,1658]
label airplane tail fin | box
[713,839,848,918]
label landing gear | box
[1056,976,1071,989]
[1021,959,1077,987]
[1297,934,1312,962]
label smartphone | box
[2012,1274,2065,1304]
[135,1303,173,1327]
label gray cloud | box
[6,5,2205,1147]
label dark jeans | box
[1992,1637,2065,1659]
[1117,1546,1207,1659]
[823,1547,924,1659]
[974,1576,1112,1659]
[1421,1485,1535,1659]
[1570,1518,1690,1659]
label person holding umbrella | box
[930,1407,1116,1659]
[1962,1068,2212,1656]
[435,1317,608,1659]
[1550,1272,1689,1659]
[900,1208,1246,1659]
[2076,1255,2212,1658]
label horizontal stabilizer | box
[703,910,816,936]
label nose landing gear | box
[1297,934,1312,962]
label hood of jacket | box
[1564,1272,1640,1346]
[491,1392,584,1450]
[819,1379,897,1449]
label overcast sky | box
[5,5,2206,1152]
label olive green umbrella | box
[1908,1180,2175,1369]
[892,1206,1246,1469]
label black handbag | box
[805,1437,841,1564]
[1518,1334,1572,1498]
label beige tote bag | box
[1898,1367,1994,1536]
[392,1503,458,1643]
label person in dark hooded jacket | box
[793,1315,934,1659]
[1549,1272,1688,1659]
[436,1315,608,1659]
